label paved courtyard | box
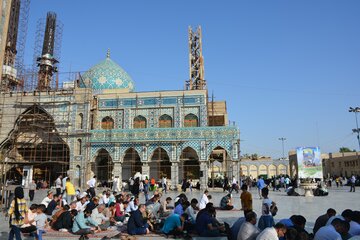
[0,186,359,239]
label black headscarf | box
[14,186,24,221]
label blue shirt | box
[72,212,98,233]
[231,217,245,240]
[196,212,213,236]
[174,204,183,215]
[161,214,181,234]
[257,178,265,189]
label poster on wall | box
[296,147,323,179]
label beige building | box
[240,157,290,179]
[289,150,360,178]
[0,0,12,78]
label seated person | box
[72,209,99,238]
[51,205,69,226]
[20,204,38,234]
[220,194,234,210]
[46,194,60,216]
[85,197,99,212]
[237,211,260,240]
[52,209,78,231]
[127,204,150,235]
[185,199,198,224]
[91,204,113,230]
[174,200,190,215]
[161,213,188,237]
[196,206,225,237]
[286,187,300,196]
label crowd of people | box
[5,173,360,240]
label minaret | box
[185,26,206,90]
[37,12,58,91]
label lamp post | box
[278,137,286,160]
[349,107,360,151]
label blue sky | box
[24,1,360,158]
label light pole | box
[278,137,286,160]
[349,107,360,151]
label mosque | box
[0,9,240,190]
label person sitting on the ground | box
[220,193,234,210]
[185,198,198,224]
[145,194,159,206]
[349,210,360,236]
[278,215,296,228]
[237,211,260,240]
[72,209,99,238]
[314,218,346,240]
[313,208,336,234]
[45,194,60,216]
[313,183,329,196]
[230,215,245,240]
[126,196,139,213]
[127,204,150,235]
[161,213,188,237]
[174,199,190,215]
[41,191,53,208]
[20,204,38,234]
[199,190,209,210]
[196,205,225,237]
[76,197,88,212]
[51,205,69,227]
[291,215,310,238]
[52,209,77,231]
[256,222,287,240]
[84,197,99,212]
[286,186,300,196]
[91,204,112,230]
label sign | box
[296,147,323,179]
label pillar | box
[142,163,150,177]
[232,160,240,181]
[171,162,179,190]
[113,162,122,179]
[200,160,208,190]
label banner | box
[296,147,323,179]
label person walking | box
[256,176,266,199]
[55,175,63,196]
[87,175,96,198]
[28,179,37,202]
[162,176,167,193]
[8,186,28,240]
[350,175,356,192]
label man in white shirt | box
[91,204,110,230]
[314,218,344,240]
[76,197,88,212]
[185,198,198,224]
[199,190,209,210]
[256,223,286,240]
[41,191,53,208]
[55,175,62,196]
[87,175,97,198]
[126,197,139,213]
[238,211,259,240]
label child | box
[20,204,38,235]
[258,188,276,230]
[30,204,48,240]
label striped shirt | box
[8,198,28,226]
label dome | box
[82,50,134,92]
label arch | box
[268,164,277,177]
[101,116,114,129]
[179,147,200,179]
[92,149,113,185]
[122,148,142,180]
[76,113,84,129]
[249,165,258,179]
[76,139,82,155]
[278,164,287,175]
[240,165,248,177]
[1,105,70,184]
[159,114,173,128]
[134,115,147,129]
[184,113,198,127]
[258,164,267,176]
[208,146,232,181]
[149,147,171,179]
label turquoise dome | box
[82,51,134,92]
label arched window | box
[159,114,172,128]
[77,139,82,155]
[76,113,83,129]
[101,116,114,129]
[133,115,147,129]
[184,113,198,127]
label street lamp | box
[278,137,286,160]
[349,107,360,151]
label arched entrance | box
[122,148,142,180]
[259,164,267,176]
[93,149,113,185]
[179,147,200,180]
[249,165,258,179]
[268,164,277,177]
[1,105,70,185]
[208,146,232,181]
[149,147,171,180]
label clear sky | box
[23,1,360,158]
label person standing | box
[29,179,37,202]
[256,176,266,199]
[199,190,209,210]
[8,186,28,240]
[162,176,167,193]
[65,178,76,204]
[350,175,356,192]
[240,184,253,217]
[55,175,63,196]
[87,175,96,198]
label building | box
[0,26,240,190]
[289,150,360,178]
[240,156,289,179]
[0,0,12,79]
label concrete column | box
[171,162,179,190]
[142,163,150,177]
[200,160,208,190]
[113,162,122,179]
[232,161,240,181]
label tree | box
[339,147,355,153]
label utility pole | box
[349,107,360,151]
[278,137,286,160]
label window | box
[101,116,114,129]
[159,114,172,128]
[77,139,82,155]
[184,113,198,127]
[77,113,83,129]
[90,114,94,130]
[134,115,147,129]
